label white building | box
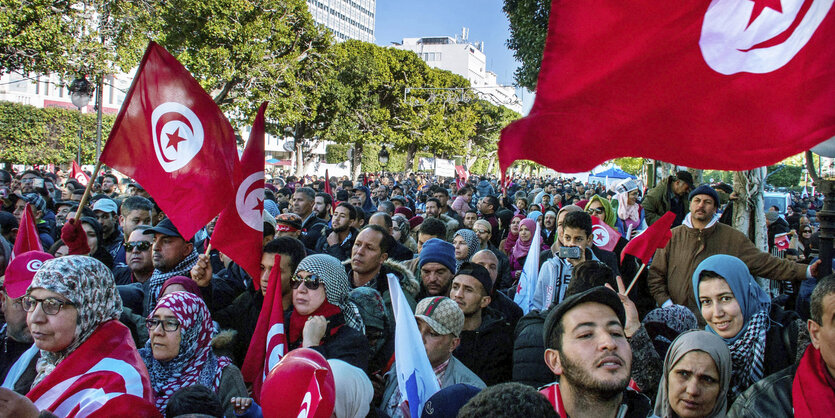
[392,32,522,114]
[0,72,131,116]
[306,0,375,43]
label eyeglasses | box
[145,318,181,332]
[21,296,76,315]
[291,274,323,290]
[125,241,152,252]
[587,207,605,214]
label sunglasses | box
[291,274,323,290]
[126,241,152,252]
[587,207,605,214]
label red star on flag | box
[253,197,264,214]
[747,0,782,28]
[594,230,605,243]
[166,128,187,151]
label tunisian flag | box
[70,160,89,186]
[12,203,43,258]
[499,0,835,175]
[26,320,158,417]
[590,216,621,252]
[99,41,239,240]
[621,212,676,264]
[241,254,287,404]
[210,102,267,283]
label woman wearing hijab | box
[355,186,376,214]
[141,291,246,416]
[654,330,732,418]
[509,218,548,283]
[453,229,480,272]
[0,256,156,417]
[613,179,646,238]
[328,359,374,418]
[501,214,524,257]
[692,254,805,401]
[287,254,369,371]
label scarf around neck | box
[511,218,537,261]
[793,345,835,417]
[144,249,199,315]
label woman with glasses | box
[793,226,814,262]
[0,256,156,416]
[287,254,369,371]
[141,291,246,416]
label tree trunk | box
[486,151,496,175]
[405,144,417,173]
[352,142,363,181]
[687,168,703,186]
[294,143,304,177]
[732,167,769,291]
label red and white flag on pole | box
[590,216,622,252]
[775,232,791,251]
[210,102,267,283]
[26,320,157,417]
[499,0,835,175]
[241,254,287,404]
[99,41,240,240]
[621,212,676,265]
[12,203,43,258]
[70,160,89,186]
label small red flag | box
[774,233,790,251]
[13,203,43,257]
[499,0,835,174]
[241,254,287,404]
[621,212,675,264]
[69,161,89,186]
[323,169,336,211]
[99,41,240,240]
[590,216,622,252]
[210,102,267,284]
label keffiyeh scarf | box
[726,309,769,399]
[295,254,365,333]
[144,249,199,315]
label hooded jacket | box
[343,258,420,326]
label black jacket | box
[767,217,792,251]
[286,311,370,372]
[728,364,794,418]
[199,263,248,314]
[453,307,514,386]
[314,226,358,261]
[511,309,554,388]
[489,289,523,330]
[213,288,264,367]
[388,241,414,262]
[300,214,327,252]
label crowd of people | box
[0,166,832,417]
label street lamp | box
[378,146,390,168]
[68,76,93,163]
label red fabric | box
[287,302,343,344]
[241,254,287,404]
[498,0,835,175]
[69,160,89,186]
[621,211,675,264]
[591,216,621,252]
[775,233,790,250]
[324,169,336,211]
[26,320,157,417]
[793,345,835,418]
[12,203,43,257]
[99,41,240,240]
[210,102,267,285]
[60,218,90,256]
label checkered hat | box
[415,296,464,337]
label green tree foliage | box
[503,0,550,91]
[766,165,802,188]
[0,101,114,164]
[611,158,644,176]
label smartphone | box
[559,246,582,259]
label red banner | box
[99,41,240,239]
[590,216,621,252]
[499,0,835,175]
[210,102,267,283]
[12,203,43,258]
[621,212,675,264]
[70,160,89,186]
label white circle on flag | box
[699,0,832,75]
[74,172,88,185]
[26,259,43,272]
[235,172,265,231]
[297,392,312,418]
[151,102,205,173]
[591,224,609,247]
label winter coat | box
[727,365,794,418]
[213,289,263,367]
[648,221,807,317]
[476,180,494,198]
[300,213,327,252]
[453,307,514,386]
[381,355,485,416]
[286,310,370,372]
[642,176,687,227]
[314,226,358,261]
[767,217,791,251]
[343,258,420,326]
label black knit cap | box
[543,286,625,346]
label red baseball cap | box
[4,251,53,299]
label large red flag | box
[70,160,89,186]
[99,41,239,240]
[241,254,287,404]
[621,212,676,264]
[13,203,43,257]
[499,0,835,175]
[590,216,622,252]
[210,102,267,283]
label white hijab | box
[328,359,373,418]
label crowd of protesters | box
[0,165,833,418]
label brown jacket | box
[648,221,806,315]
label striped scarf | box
[727,309,769,399]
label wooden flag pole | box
[204,243,212,256]
[624,263,647,296]
[73,161,104,221]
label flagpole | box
[204,243,212,256]
[624,263,647,296]
[73,160,104,221]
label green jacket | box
[642,176,674,225]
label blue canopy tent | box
[588,166,636,188]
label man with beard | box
[315,203,358,261]
[292,187,326,252]
[314,192,332,224]
[540,287,652,417]
[113,227,154,285]
[648,185,817,319]
[416,238,456,300]
[141,218,198,315]
[111,196,154,268]
[471,249,523,329]
[450,262,514,386]
[92,198,122,262]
